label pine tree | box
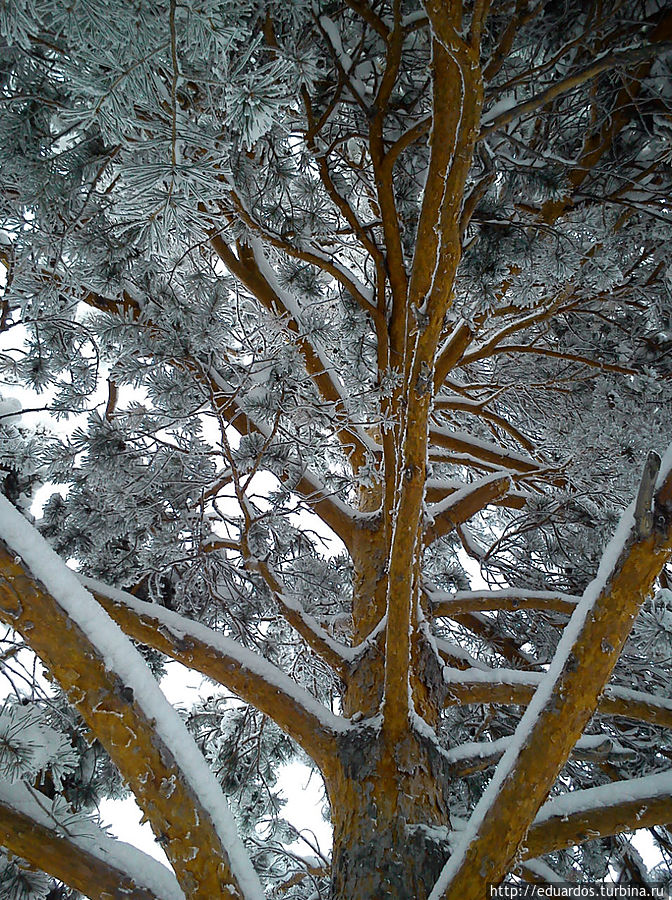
[1,1,672,897]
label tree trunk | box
[326,727,451,900]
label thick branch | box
[443,667,672,729]
[424,474,511,543]
[81,576,346,775]
[430,427,541,473]
[434,321,475,389]
[431,588,580,617]
[432,453,672,900]
[0,501,263,900]
[381,11,483,740]
[524,771,672,859]
[0,781,182,900]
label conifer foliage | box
[1,1,672,897]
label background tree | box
[1,0,672,898]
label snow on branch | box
[424,473,511,541]
[479,43,672,139]
[82,574,349,772]
[245,556,355,678]
[0,780,184,900]
[429,588,581,617]
[0,496,264,900]
[430,427,541,473]
[430,447,672,900]
[444,733,632,779]
[442,666,672,730]
[525,769,672,859]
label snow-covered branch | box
[525,770,672,859]
[429,427,541,474]
[430,588,581,617]
[0,498,264,900]
[424,474,511,542]
[430,450,672,900]
[82,575,349,773]
[480,43,672,139]
[444,733,632,779]
[0,780,183,900]
[442,666,672,730]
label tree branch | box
[343,0,389,39]
[368,13,410,322]
[433,397,536,453]
[0,500,263,900]
[205,366,359,549]
[429,427,541,474]
[443,669,672,729]
[432,452,672,900]
[482,0,539,82]
[444,733,630,779]
[539,8,672,223]
[480,43,672,140]
[524,771,672,859]
[241,557,354,680]
[473,343,639,377]
[80,576,346,775]
[0,780,182,900]
[434,321,475,389]
[424,474,511,543]
[430,588,581,617]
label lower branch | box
[0,780,182,900]
[0,498,263,900]
[524,770,672,859]
[443,668,672,730]
[82,575,346,774]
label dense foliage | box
[0,0,672,898]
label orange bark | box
[0,545,245,900]
[0,800,168,900]
[436,466,672,900]
[87,581,341,774]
